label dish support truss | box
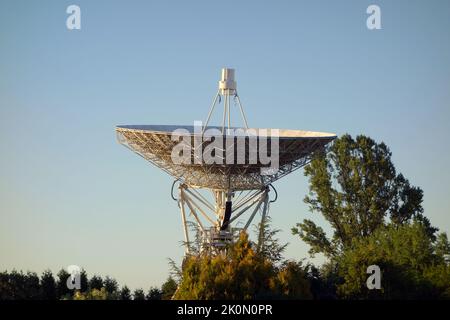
[116,68,336,255]
[174,182,276,255]
[116,126,328,190]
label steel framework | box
[175,183,271,254]
[116,68,336,254]
[116,126,332,191]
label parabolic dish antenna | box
[116,69,336,254]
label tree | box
[56,269,71,299]
[174,233,270,299]
[119,286,131,300]
[275,261,312,299]
[133,288,145,300]
[161,277,177,300]
[336,222,450,299]
[255,216,288,265]
[0,271,13,300]
[104,276,119,299]
[434,232,450,259]
[0,270,27,300]
[146,287,162,300]
[12,270,28,299]
[24,272,40,299]
[307,263,340,300]
[173,232,312,300]
[80,269,88,293]
[88,275,103,291]
[292,134,427,258]
[40,270,56,300]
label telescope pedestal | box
[177,183,270,255]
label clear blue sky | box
[1,0,449,290]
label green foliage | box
[104,276,119,299]
[291,134,450,300]
[56,269,71,299]
[146,287,162,300]
[79,269,88,293]
[256,216,288,265]
[307,263,340,300]
[174,232,312,300]
[119,286,131,300]
[88,275,103,291]
[434,232,450,258]
[0,271,40,300]
[0,270,54,300]
[336,222,450,299]
[40,270,57,300]
[275,261,312,299]
[168,258,182,283]
[422,264,450,299]
[292,220,334,258]
[73,288,108,300]
[132,288,145,300]
[24,272,40,299]
[292,134,428,257]
[0,271,11,299]
[0,269,166,301]
[161,277,177,300]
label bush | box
[174,232,312,300]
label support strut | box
[175,183,271,255]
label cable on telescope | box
[171,179,180,201]
[269,184,278,203]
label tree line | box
[0,269,177,300]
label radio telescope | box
[116,68,336,254]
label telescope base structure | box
[177,183,271,255]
